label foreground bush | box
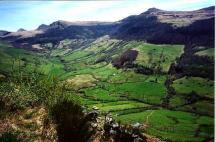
[50,96,93,142]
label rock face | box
[0,6,214,47]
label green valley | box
[0,37,213,142]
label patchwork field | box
[0,38,213,142]
[134,44,183,72]
[117,109,213,141]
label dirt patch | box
[65,74,97,90]
[144,133,164,142]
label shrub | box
[50,95,93,142]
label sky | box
[0,0,214,31]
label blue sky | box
[0,0,214,31]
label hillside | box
[0,6,214,142]
[113,6,214,46]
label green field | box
[195,48,214,57]
[134,43,184,72]
[117,109,213,141]
[0,42,65,76]
[172,76,214,98]
[0,38,213,142]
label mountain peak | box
[49,20,72,29]
[199,6,215,10]
[17,28,26,32]
[51,20,72,25]
[37,24,49,31]
[144,7,162,14]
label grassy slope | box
[195,48,214,57]
[0,42,65,76]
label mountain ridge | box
[0,6,214,48]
